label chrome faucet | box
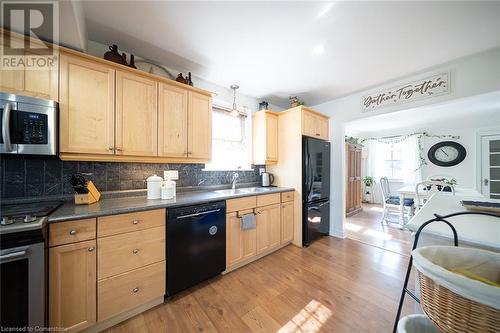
[231,172,239,190]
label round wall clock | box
[427,141,466,167]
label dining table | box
[395,185,483,224]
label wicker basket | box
[418,271,500,333]
[413,246,500,333]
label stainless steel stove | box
[1,200,62,329]
[0,201,62,234]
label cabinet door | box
[266,114,278,162]
[187,91,212,159]
[158,83,188,157]
[226,210,257,267]
[24,50,58,100]
[116,71,158,156]
[319,117,329,140]
[256,204,281,254]
[302,111,316,138]
[59,53,115,154]
[0,68,24,93]
[0,35,25,93]
[49,240,96,333]
[281,201,294,244]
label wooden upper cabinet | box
[116,71,158,156]
[158,83,188,158]
[0,33,58,100]
[59,53,115,154]
[49,240,96,333]
[252,111,278,165]
[266,114,278,161]
[187,91,212,159]
[302,108,329,141]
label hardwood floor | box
[346,204,412,256]
[104,237,416,333]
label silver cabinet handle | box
[132,249,139,254]
[132,220,140,225]
[0,250,27,261]
[88,247,95,252]
[108,146,114,151]
[2,103,13,152]
[116,147,122,152]
[132,287,139,293]
[69,230,77,235]
[484,179,489,186]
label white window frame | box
[384,143,404,182]
[203,103,253,171]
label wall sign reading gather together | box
[361,72,450,112]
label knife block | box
[74,181,101,205]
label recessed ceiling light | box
[312,44,325,56]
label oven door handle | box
[2,102,13,152]
[0,249,27,262]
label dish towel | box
[241,213,256,230]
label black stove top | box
[1,201,63,218]
[0,201,62,234]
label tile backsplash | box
[0,156,264,199]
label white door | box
[481,134,500,199]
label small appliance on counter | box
[0,200,62,329]
[261,172,275,187]
[68,173,101,205]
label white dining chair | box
[415,180,454,210]
[379,177,414,225]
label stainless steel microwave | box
[1,92,57,155]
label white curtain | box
[363,136,422,203]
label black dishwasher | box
[166,201,226,296]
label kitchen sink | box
[214,187,272,195]
[214,189,247,195]
[239,187,272,193]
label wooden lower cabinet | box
[226,209,257,267]
[98,261,165,322]
[281,201,294,244]
[49,239,97,333]
[256,204,281,254]
[226,193,294,271]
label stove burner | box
[1,217,15,226]
[23,215,37,223]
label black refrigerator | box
[302,136,330,246]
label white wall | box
[86,40,284,113]
[313,47,500,239]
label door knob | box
[484,179,489,186]
[69,230,77,235]
[88,247,95,252]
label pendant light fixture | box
[230,84,240,117]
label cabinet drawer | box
[97,209,165,237]
[257,193,281,207]
[98,261,165,322]
[281,191,294,202]
[226,196,256,213]
[49,218,96,247]
[98,226,165,279]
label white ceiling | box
[345,92,500,136]
[81,1,500,107]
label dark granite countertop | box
[48,187,295,223]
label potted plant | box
[363,176,375,203]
